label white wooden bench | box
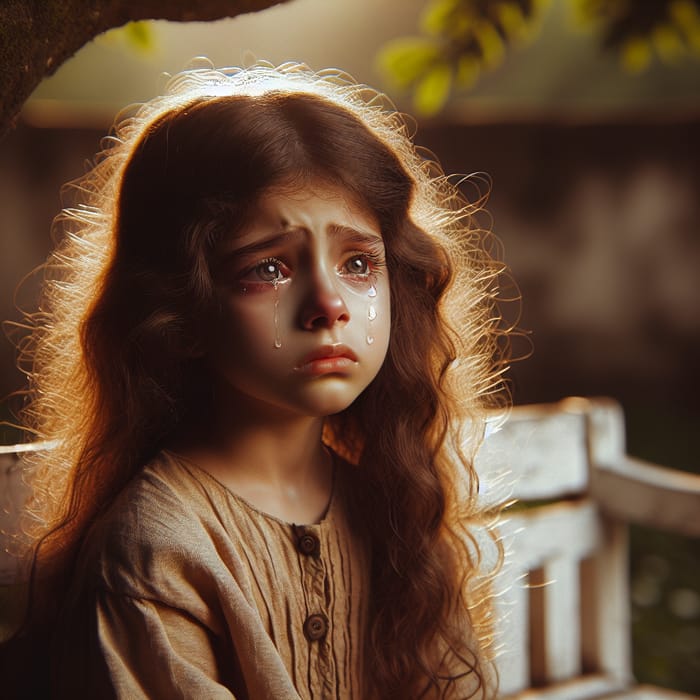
[2,398,699,697]
[477,397,700,699]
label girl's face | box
[205,182,391,419]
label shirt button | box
[297,532,320,557]
[292,525,321,557]
[303,613,328,641]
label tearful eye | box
[256,260,283,282]
[345,256,370,276]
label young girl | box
[5,62,509,698]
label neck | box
[213,415,326,484]
[210,389,326,480]
[177,405,333,524]
[173,389,330,487]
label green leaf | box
[456,55,480,87]
[474,20,506,67]
[123,21,156,53]
[376,37,441,90]
[652,24,686,64]
[497,1,527,38]
[671,0,700,52]
[413,62,452,116]
[621,36,652,73]
[420,0,463,36]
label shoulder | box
[80,452,238,602]
[99,451,216,545]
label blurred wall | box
[421,120,700,403]
[0,126,104,437]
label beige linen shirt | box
[53,450,370,699]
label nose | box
[300,267,350,330]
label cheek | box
[376,290,392,351]
[210,297,276,367]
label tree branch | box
[0,0,289,138]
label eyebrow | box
[328,224,384,247]
[225,231,295,259]
[225,224,384,259]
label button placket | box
[293,525,326,605]
[292,524,336,697]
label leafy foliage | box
[377,0,700,115]
[572,0,700,72]
[377,0,550,115]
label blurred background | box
[0,0,698,692]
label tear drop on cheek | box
[366,303,376,345]
[273,280,282,349]
[366,284,378,344]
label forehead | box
[231,182,383,246]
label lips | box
[295,344,358,375]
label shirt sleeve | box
[96,590,238,699]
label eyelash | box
[253,257,287,283]
[341,251,385,278]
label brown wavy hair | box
[12,63,510,698]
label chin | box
[298,382,365,417]
[305,397,357,418]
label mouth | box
[295,344,358,376]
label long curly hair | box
[13,62,510,698]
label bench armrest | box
[591,456,700,537]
